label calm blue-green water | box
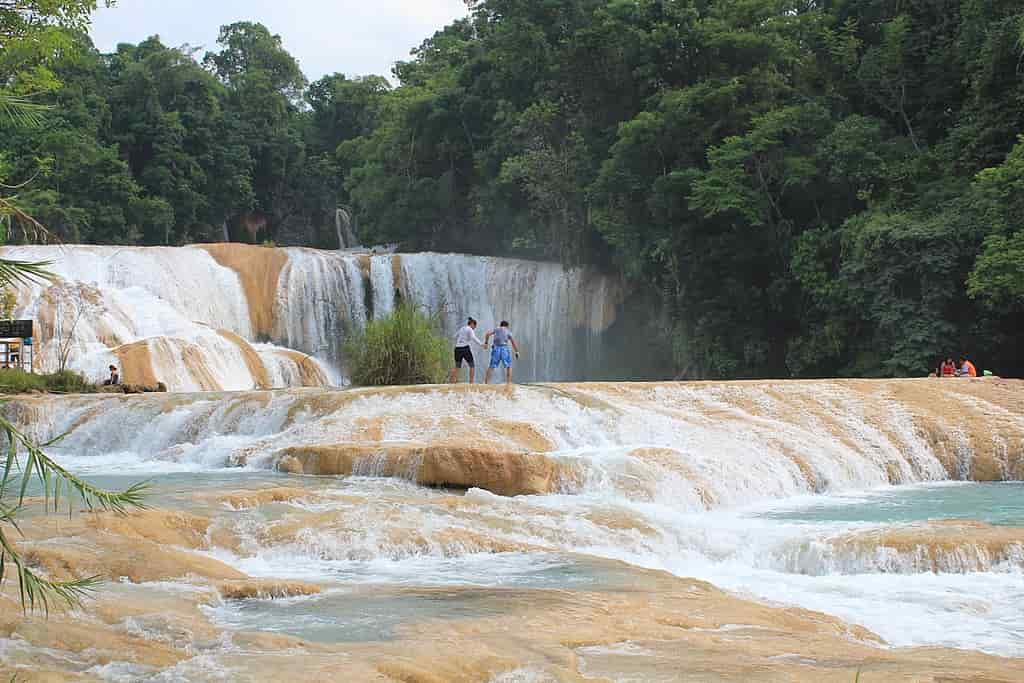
[209,557,655,647]
[209,588,518,643]
[757,482,1024,526]
[208,556,660,643]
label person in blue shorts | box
[484,320,520,385]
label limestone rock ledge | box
[829,520,1024,573]
[274,443,575,496]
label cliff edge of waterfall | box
[1,243,623,391]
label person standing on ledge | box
[484,320,520,385]
[103,365,120,386]
[449,317,486,384]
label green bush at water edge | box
[344,304,450,386]
[0,369,97,394]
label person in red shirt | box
[958,357,977,377]
[940,358,957,377]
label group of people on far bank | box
[448,317,520,385]
[934,356,979,378]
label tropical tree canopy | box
[1,0,1022,378]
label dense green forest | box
[2,0,1024,378]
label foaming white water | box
[1,245,621,389]
[369,255,396,319]
[272,248,368,376]
[11,245,253,336]
[202,476,1024,655]
[8,382,971,507]
[698,555,1024,655]
[488,668,558,683]
[9,380,1024,655]
[769,533,1024,575]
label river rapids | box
[0,246,1022,681]
[2,377,1024,681]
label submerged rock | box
[215,579,322,600]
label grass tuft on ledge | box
[344,304,449,386]
[0,369,98,395]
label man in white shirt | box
[448,317,486,384]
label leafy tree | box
[307,73,389,152]
[966,138,1024,373]
[968,138,1024,308]
[970,234,1024,310]
[204,22,306,100]
[5,0,1024,377]
[203,22,309,243]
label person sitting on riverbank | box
[103,365,120,386]
[940,358,957,377]
[958,356,977,377]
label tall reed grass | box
[0,369,97,394]
[344,304,449,386]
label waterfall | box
[0,244,622,390]
[334,207,359,249]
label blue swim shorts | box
[489,345,513,369]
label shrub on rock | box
[344,304,449,386]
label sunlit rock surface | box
[8,379,1023,498]
[2,379,1023,680]
[4,518,1024,682]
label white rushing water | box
[1,245,621,389]
[9,381,1024,656]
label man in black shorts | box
[448,317,486,384]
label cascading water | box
[5,378,1024,664]
[334,207,358,250]
[0,244,621,389]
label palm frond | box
[0,93,50,129]
[0,524,101,614]
[0,502,20,527]
[0,195,58,248]
[0,256,54,288]
[0,413,149,512]
[0,412,148,613]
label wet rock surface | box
[2,379,1024,680]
